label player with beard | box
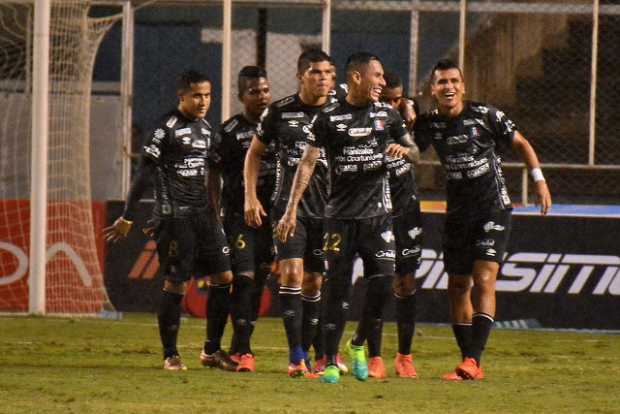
[104,71,236,372]
[244,49,332,378]
[363,71,422,379]
[414,59,551,380]
[210,66,274,372]
[276,52,418,384]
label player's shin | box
[158,289,184,359]
[352,275,393,346]
[232,274,255,355]
[395,291,416,355]
[205,282,232,354]
[301,291,321,356]
[279,285,304,363]
[323,277,348,366]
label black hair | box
[430,59,464,83]
[384,71,403,89]
[176,70,211,95]
[237,65,268,97]
[345,52,382,79]
[297,48,331,75]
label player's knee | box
[236,271,255,280]
[279,260,303,286]
[163,279,187,295]
[448,275,472,296]
[393,273,416,297]
[302,272,323,296]
[210,270,233,285]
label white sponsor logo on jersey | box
[330,114,352,122]
[348,127,372,138]
[175,127,192,137]
[282,112,305,119]
[483,221,505,232]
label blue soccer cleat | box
[320,364,341,384]
[346,339,368,381]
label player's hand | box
[103,217,133,243]
[385,143,409,159]
[535,180,552,215]
[400,98,417,127]
[276,210,297,243]
[244,197,267,228]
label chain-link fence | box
[116,0,620,204]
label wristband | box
[530,168,545,182]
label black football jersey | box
[414,101,515,218]
[309,100,411,219]
[211,114,277,217]
[257,94,329,218]
[142,109,218,215]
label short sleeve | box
[142,125,168,163]
[256,106,276,146]
[308,112,327,148]
[488,106,516,145]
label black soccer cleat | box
[200,349,238,371]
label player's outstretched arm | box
[512,131,552,215]
[243,136,268,228]
[276,145,320,243]
[103,157,155,242]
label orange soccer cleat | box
[456,357,485,380]
[368,356,387,379]
[394,353,418,378]
[236,353,256,372]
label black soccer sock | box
[324,277,348,365]
[366,318,383,358]
[452,323,473,360]
[205,283,231,355]
[301,292,321,353]
[279,285,303,360]
[352,275,392,347]
[157,290,183,359]
[466,312,494,365]
[251,268,269,323]
[231,274,254,355]
[395,292,417,355]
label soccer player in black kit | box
[363,71,422,379]
[244,49,332,378]
[414,59,552,380]
[277,52,417,384]
[210,66,274,372]
[104,71,237,372]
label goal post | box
[0,0,122,315]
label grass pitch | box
[1,313,619,414]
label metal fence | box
[118,0,620,204]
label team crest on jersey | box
[348,127,372,138]
[374,119,385,131]
[336,123,347,132]
[166,116,178,128]
[470,127,480,137]
[380,230,395,243]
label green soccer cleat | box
[320,364,341,384]
[346,339,368,381]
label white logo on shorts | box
[483,221,505,232]
[407,227,422,240]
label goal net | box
[0,1,120,313]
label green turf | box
[1,314,618,413]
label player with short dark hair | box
[414,59,552,380]
[277,52,417,384]
[210,66,274,372]
[359,71,422,379]
[104,70,237,372]
[244,49,333,378]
